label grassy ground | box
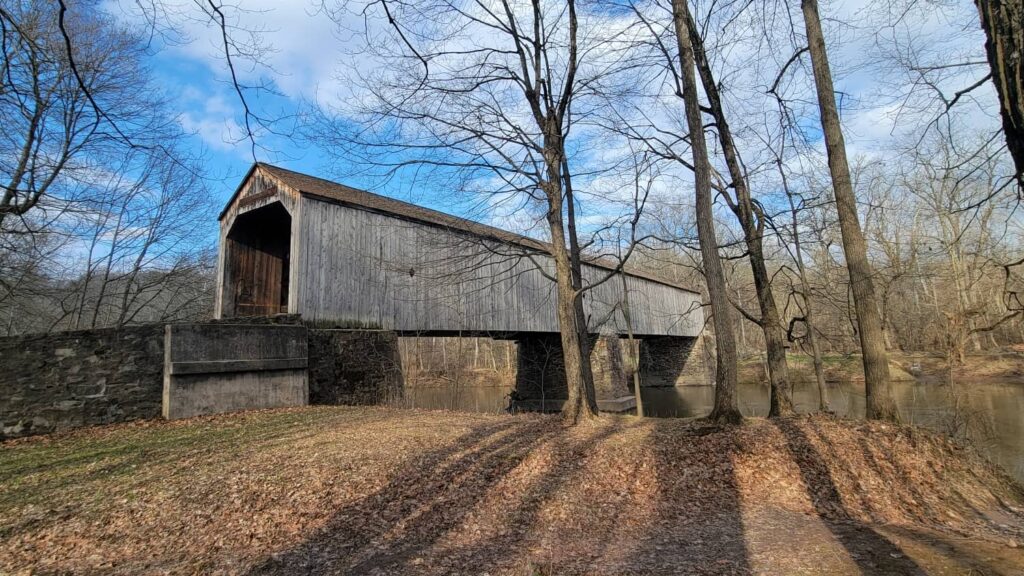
[2,406,1023,575]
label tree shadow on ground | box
[246,415,732,575]
[246,416,572,574]
[615,420,752,575]
[882,524,1024,575]
[394,418,633,574]
[773,418,927,575]
[853,424,1024,530]
[248,412,1009,575]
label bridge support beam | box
[638,336,709,387]
[513,335,636,413]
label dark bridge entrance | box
[222,202,291,317]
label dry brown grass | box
[1,406,1022,575]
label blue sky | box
[127,0,378,214]
[146,48,329,208]
[144,27,493,237]
[117,0,1000,245]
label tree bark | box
[801,0,897,421]
[671,0,742,424]
[562,158,599,418]
[976,0,1024,190]
[550,218,599,424]
[685,12,794,417]
[543,125,598,425]
[620,271,644,417]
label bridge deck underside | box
[510,334,703,413]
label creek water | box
[402,379,1024,483]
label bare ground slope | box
[1,406,1022,575]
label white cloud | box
[105,0,366,105]
[177,90,248,153]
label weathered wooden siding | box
[294,196,703,337]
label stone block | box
[307,330,404,405]
[638,335,709,387]
[0,325,166,439]
[512,334,637,413]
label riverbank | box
[739,352,1024,385]
[404,352,1024,391]
[2,406,1022,575]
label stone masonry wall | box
[513,334,567,408]
[687,334,714,386]
[307,330,404,405]
[0,320,408,439]
[639,335,710,387]
[589,336,632,400]
[0,325,165,439]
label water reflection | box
[400,385,512,414]
[402,380,1024,482]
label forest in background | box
[0,1,215,335]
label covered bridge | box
[214,164,706,410]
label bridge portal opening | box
[223,202,291,317]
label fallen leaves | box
[0,407,1022,575]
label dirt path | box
[1,407,1022,575]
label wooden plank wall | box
[226,234,288,317]
[295,196,703,337]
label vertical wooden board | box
[214,223,228,319]
[288,195,302,314]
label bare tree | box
[869,0,1015,210]
[800,0,897,421]
[310,0,665,423]
[767,139,829,410]
[0,0,214,334]
[682,4,794,417]
[670,0,741,424]
[1,0,114,228]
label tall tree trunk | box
[976,0,1023,189]
[543,130,598,425]
[801,0,897,421]
[620,271,644,417]
[686,13,794,417]
[550,230,598,424]
[671,0,742,424]
[563,158,598,409]
[803,298,829,411]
